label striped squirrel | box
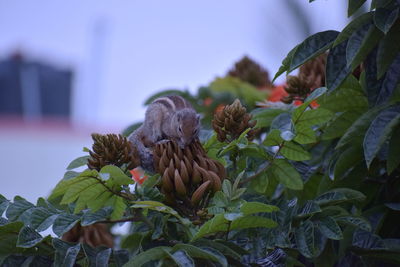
[129,95,201,171]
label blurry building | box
[0,52,72,120]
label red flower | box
[130,167,148,185]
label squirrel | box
[128,95,201,171]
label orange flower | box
[130,167,148,185]
[267,85,288,102]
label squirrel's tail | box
[128,126,155,172]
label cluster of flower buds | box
[282,54,326,104]
[153,140,226,208]
[227,56,272,88]
[212,99,258,142]
[87,133,140,171]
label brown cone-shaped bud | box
[191,180,211,206]
[162,168,174,193]
[87,133,140,171]
[208,171,222,192]
[174,169,187,197]
[180,161,189,184]
[212,99,258,142]
[192,162,202,185]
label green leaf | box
[289,30,339,71]
[52,214,80,237]
[263,129,283,146]
[81,207,112,226]
[50,170,98,200]
[270,159,303,190]
[230,216,277,230]
[385,203,400,211]
[100,165,133,186]
[322,110,364,140]
[124,246,171,267]
[5,196,35,223]
[295,220,317,258]
[334,12,373,46]
[376,54,400,105]
[280,141,311,161]
[336,106,383,148]
[110,196,126,220]
[272,44,299,82]
[318,89,368,113]
[370,0,392,9]
[249,170,269,194]
[315,188,366,206]
[131,201,187,224]
[252,108,285,128]
[0,195,9,215]
[271,113,295,141]
[66,155,89,170]
[336,216,371,231]
[296,108,333,128]
[298,201,321,217]
[53,238,81,267]
[192,239,242,261]
[74,183,108,213]
[87,190,113,212]
[387,126,400,174]
[305,87,328,102]
[374,7,399,33]
[172,244,228,267]
[346,24,383,70]
[0,221,24,260]
[113,250,130,267]
[326,41,352,91]
[319,217,343,240]
[294,124,317,144]
[192,214,229,241]
[334,146,363,179]
[240,202,279,215]
[363,105,400,167]
[30,207,59,232]
[377,22,400,79]
[16,226,44,248]
[61,178,99,205]
[348,0,367,17]
[82,244,112,267]
[170,250,194,267]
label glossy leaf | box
[170,250,194,267]
[322,110,364,140]
[81,207,112,226]
[52,214,80,237]
[173,244,227,267]
[295,108,333,127]
[374,7,399,33]
[30,207,59,232]
[376,54,400,105]
[363,105,400,167]
[289,30,339,71]
[348,0,367,17]
[294,124,317,144]
[326,41,352,91]
[315,188,366,206]
[273,44,299,82]
[319,217,343,240]
[252,108,285,128]
[271,113,295,141]
[124,246,171,267]
[16,227,43,248]
[5,196,35,223]
[377,22,400,79]
[0,195,9,215]
[82,244,112,267]
[295,220,317,258]
[334,12,372,46]
[346,24,382,70]
[53,238,81,267]
[192,214,229,241]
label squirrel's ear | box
[196,114,201,122]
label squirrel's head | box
[175,109,201,148]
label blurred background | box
[0,0,353,202]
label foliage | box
[1,1,400,266]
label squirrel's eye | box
[178,126,182,133]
